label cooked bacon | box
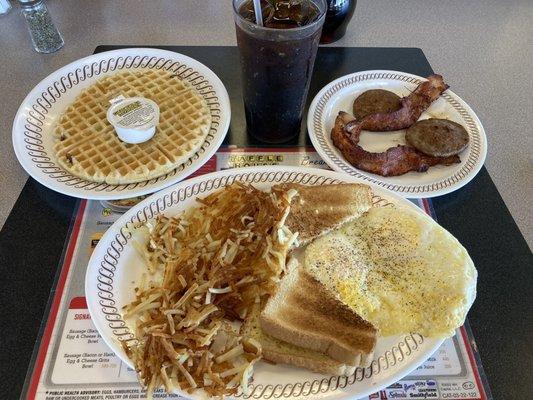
[359,74,449,131]
[331,111,460,177]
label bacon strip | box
[360,74,449,131]
[331,112,460,177]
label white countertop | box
[1,0,531,249]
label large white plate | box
[85,166,443,400]
[12,48,230,200]
[307,70,487,198]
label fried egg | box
[304,205,477,338]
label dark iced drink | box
[233,0,327,143]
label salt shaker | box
[19,0,64,53]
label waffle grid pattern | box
[53,69,211,184]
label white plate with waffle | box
[12,48,230,200]
[86,166,446,400]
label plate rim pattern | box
[309,70,486,197]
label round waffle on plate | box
[12,48,230,199]
[54,69,211,184]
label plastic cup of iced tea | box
[233,0,327,143]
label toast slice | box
[272,183,372,246]
[242,303,356,376]
[260,267,377,366]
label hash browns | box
[122,183,298,398]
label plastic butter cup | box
[107,97,159,144]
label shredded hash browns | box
[122,183,298,398]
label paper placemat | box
[22,147,492,400]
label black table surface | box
[1,46,531,399]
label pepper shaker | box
[19,0,64,53]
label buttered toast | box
[242,303,356,376]
[260,266,377,366]
[272,183,372,245]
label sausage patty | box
[352,89,402,121]
[405,118,469,157]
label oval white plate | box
[85,166,443,400]
[307,70,487,198]
[12,48,230,200]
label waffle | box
[53,69,212,184]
